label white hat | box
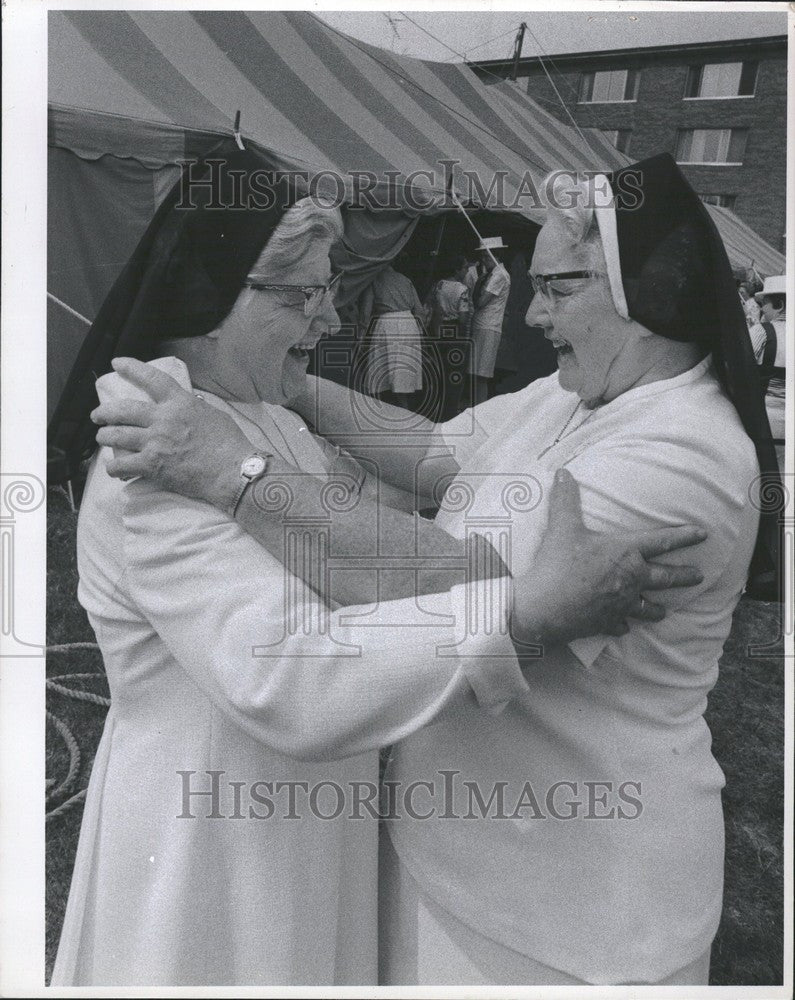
[477,236,507,251]
[755,275,786,301]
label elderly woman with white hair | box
[51,149,516,986]
[50,147,707,987]
[373,154,779,986]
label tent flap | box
[49,105,189,169]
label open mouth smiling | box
[548,336,574,356]
[287,338,316,361]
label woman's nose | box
[315,296,341,334]
[525,292,551,329]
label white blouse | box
[52,357,524,986]
[387,357,761,983]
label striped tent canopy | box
[704,204,784,278]
[47,9,783,417]
[49,8,626,211]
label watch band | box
[230,452,271,518]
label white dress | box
[52,358,524,987]
[470,264,510,378]
[384,357,760,984]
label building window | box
[698,193,737,209]
[684,61,758,99]
[603,129,632,154]
[578,69,639,103]
[675,128,748,165]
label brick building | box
[472,35,786,251]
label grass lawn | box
[45,489,785,985]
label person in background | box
[358,263,427,410]
[425,253,473,420]
[749,273,786,478]
[733,267,762,328]
[463,255,479,295]
[468,237,511,405]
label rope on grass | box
[46,788,88,823]
[47,674,111,708]
[46,710,81,806]
[46,644,111,707]
[46,645,111,822]
[47,642,101,653]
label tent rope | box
[47,292,92,326]
[459,28,522,60]
[447,189,500,268]
[46,645,111,823]
[521,23,596,154]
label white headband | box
[590,174,629,320]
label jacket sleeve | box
[485,428,757,669]
[122,477,525,761]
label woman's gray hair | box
[250,198,344,280]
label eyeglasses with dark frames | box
[243,271,343,316]
[529,270,602,300]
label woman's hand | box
[511,468,706,647]
[92,358,254,511]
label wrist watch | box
[230,452,272,517]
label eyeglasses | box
[529,270,601,300]
[243,271,343,316]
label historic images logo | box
[0,474,45,657]
[176,769,644,822]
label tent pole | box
[427,214,447,289]
[448,189,499,268]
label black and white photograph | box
[1,2,792,995]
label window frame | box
[603,129,632,154]
[682,59,758,100]
[675,128,748,166]
[578,68,639,104]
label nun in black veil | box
[50,144,390,987]
[375,154,784,986]
[53,144,519,987]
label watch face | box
[241,455,267,478]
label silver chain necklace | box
[536,399,594,460]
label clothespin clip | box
[233,110,245,151]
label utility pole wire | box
[521,21,596,153]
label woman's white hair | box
[543,172,628,318]
[250,197,344,280]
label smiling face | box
[212,234,339,406]
[525,219,642,407]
